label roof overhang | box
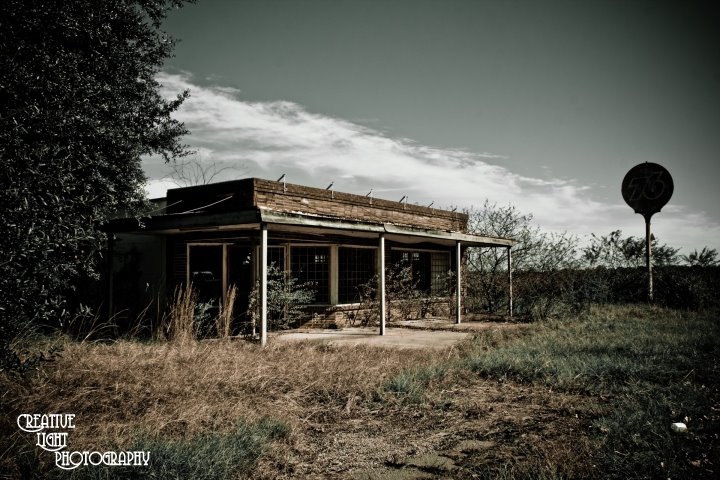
[260,211,515,247]
[105,209,515,248]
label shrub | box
[352,263,452,325]
[247,264,316,331]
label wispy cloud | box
[143,72,719,253]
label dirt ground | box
[256,372,597,479]
[261,317,596,479]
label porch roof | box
[106,208,515,248]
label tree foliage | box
[681,247,719,267]
[583,230,679,268]
[464,201,580,316]
[0,0,192,368]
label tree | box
[0,0,192,369]
[583,230,679,268]
[465,201,580,317]
[681,247,719,267]
[168,157,247,187]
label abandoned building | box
[106,177,515,344]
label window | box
[430,252,450,295]
[267,246,285,271]
[290,246,329,303]
[338,247,376,303]
[391,249,450,295]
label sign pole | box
[621,162,673,304]
[644,214,653,303]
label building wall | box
[253,178,467,232]
[165,178,468,232]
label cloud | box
[143,72,719,253]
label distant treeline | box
[467,265,720,320]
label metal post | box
[260,223,268,346]
[379,233,386,336]
[455,241,462,324]
[645,215,653,302]
[507,247,513,318]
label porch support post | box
[507,246,513,318]
[260,223,268,346]
[455,241,462,324]
[379,233,386,336]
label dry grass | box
[216,286,237,339]
[3,339,453,452]
[4,304,716,478]
[162,283,198,343]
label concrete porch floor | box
[272,315,520,349]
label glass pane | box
[339,247,376,303]
[290,246,329,303]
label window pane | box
[339,247,376,303]
[430,252,450,295]
[290,246,329,303]
[267,246,285,271]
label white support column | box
[455,241,462,324]
[260,224,268,346]
[507,246,513,318]
[379,234,386,336]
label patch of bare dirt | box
[256,373,600,479]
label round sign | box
[621,162,673,218]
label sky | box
[142,0,720,254]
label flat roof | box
[106,208,514,248]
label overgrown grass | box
[1,337,448,478]
[10,418,287,480]
[377,304,719,477]
[3,304,717,478]
[459,304,720,478]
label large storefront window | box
[338,247,376,303]
[290,246,329,303]
[391,249,450,295]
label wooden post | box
[455,241,462,324]
[508,246,513,318]
[260,223,268,346]
[379,233,386,336]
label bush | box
[247,264,316,331]
[352,263,453,325]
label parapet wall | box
[165,178,468,232]
[253,179,467,232]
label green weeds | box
[383,304,719,478]
[46,418,289,480]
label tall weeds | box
[216,285,236,340]
[163,283,198,343]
